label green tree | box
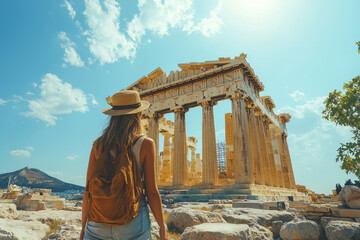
[322,43,360,178]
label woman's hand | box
[160,227,169,240]
[80,228,85,240]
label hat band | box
[112,102,141,110]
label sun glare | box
[223,0,278,24]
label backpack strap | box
[132,135,143,146]
[132,135,146,177]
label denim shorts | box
[84,196,151,240]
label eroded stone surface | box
[222,207,295,227]
[0,203,18,219]
[331,207,360,218]
[166,207,225,233]
[325,221,360,240]
[0,218,49,240]
[179,223,273,240]
[320,216,354,230]
[44,224,82,240]
[280,218,320,240]
[339,185,360,209]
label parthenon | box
[128,54,308,201]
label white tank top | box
[131,136,146,177]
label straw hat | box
[102,90,150,116]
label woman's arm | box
[80,147,96,240]
[80,191,88,240]
[142,138,168,239]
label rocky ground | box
[1,198,360,240]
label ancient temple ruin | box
[128,54,308,201]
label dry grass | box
[163,211,169,222]
[189,206,212,211]
[163,211,182,239]
[44,219,63,237]
[168,232,181,239]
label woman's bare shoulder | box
[141,137,155,150]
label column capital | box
[254,109,263,117]
[161,131,172,137]
[200,100,217,107]
[173,108,188,114]
[262,115,272,124]
[230,90,247,100]
[245,102,255,110]
[189,146,196,152]
[282,132,288,138]
[148,112,163,119]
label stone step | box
[229,194,249,200]
[164,188,253,195]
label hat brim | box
[102,100,150,116]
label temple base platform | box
[159,183,311,203]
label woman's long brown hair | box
[93,112,142,162]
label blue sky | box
[0,0,359,194]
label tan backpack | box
[87,136,143,225]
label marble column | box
[148,113,161,185]
[269,124,285,188]
[201,101,218,185]
[161,132,171,182]
[195,153,202,177]
[170,136,174,180]
[225,113,234,177]
[276,130,291,188]
[263,120,279,187]
[173,108,187,186]
[190,147,196,174]
[246,104,265,185]
[283,135,296,188]
[231,92,253,184]
[255,112,273,186]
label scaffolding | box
[216,140,226,173]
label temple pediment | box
[127,54,264,94]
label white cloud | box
[59,32,84,67]
[0,98,7,105]
[276,96,326,119]
[11,95,26,103]
[32,82,38,88]
[26,147,34,151]
[184,0,224,37]
[84,0,136,64]
[88,94,98,105]
[127,14,145,42]
[26,92,34,96]
[133,0,193,37]
[63,0,76,19]
[10,150,31,158]
[67,154,79,160]
[23,73,92,126]
[288,118,352,172]
[83,0,224,64]
[289,90,305,102]
[128,0,223,38]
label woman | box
[80,90,168,240]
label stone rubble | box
[179,223,273,240]
[0,203,18,219]
[279,217,320,240]
[339,185,360,209]
[325,220,360,240]
[166,207,226,233]
[0,192,359,240]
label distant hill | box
[0,167,85,192]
